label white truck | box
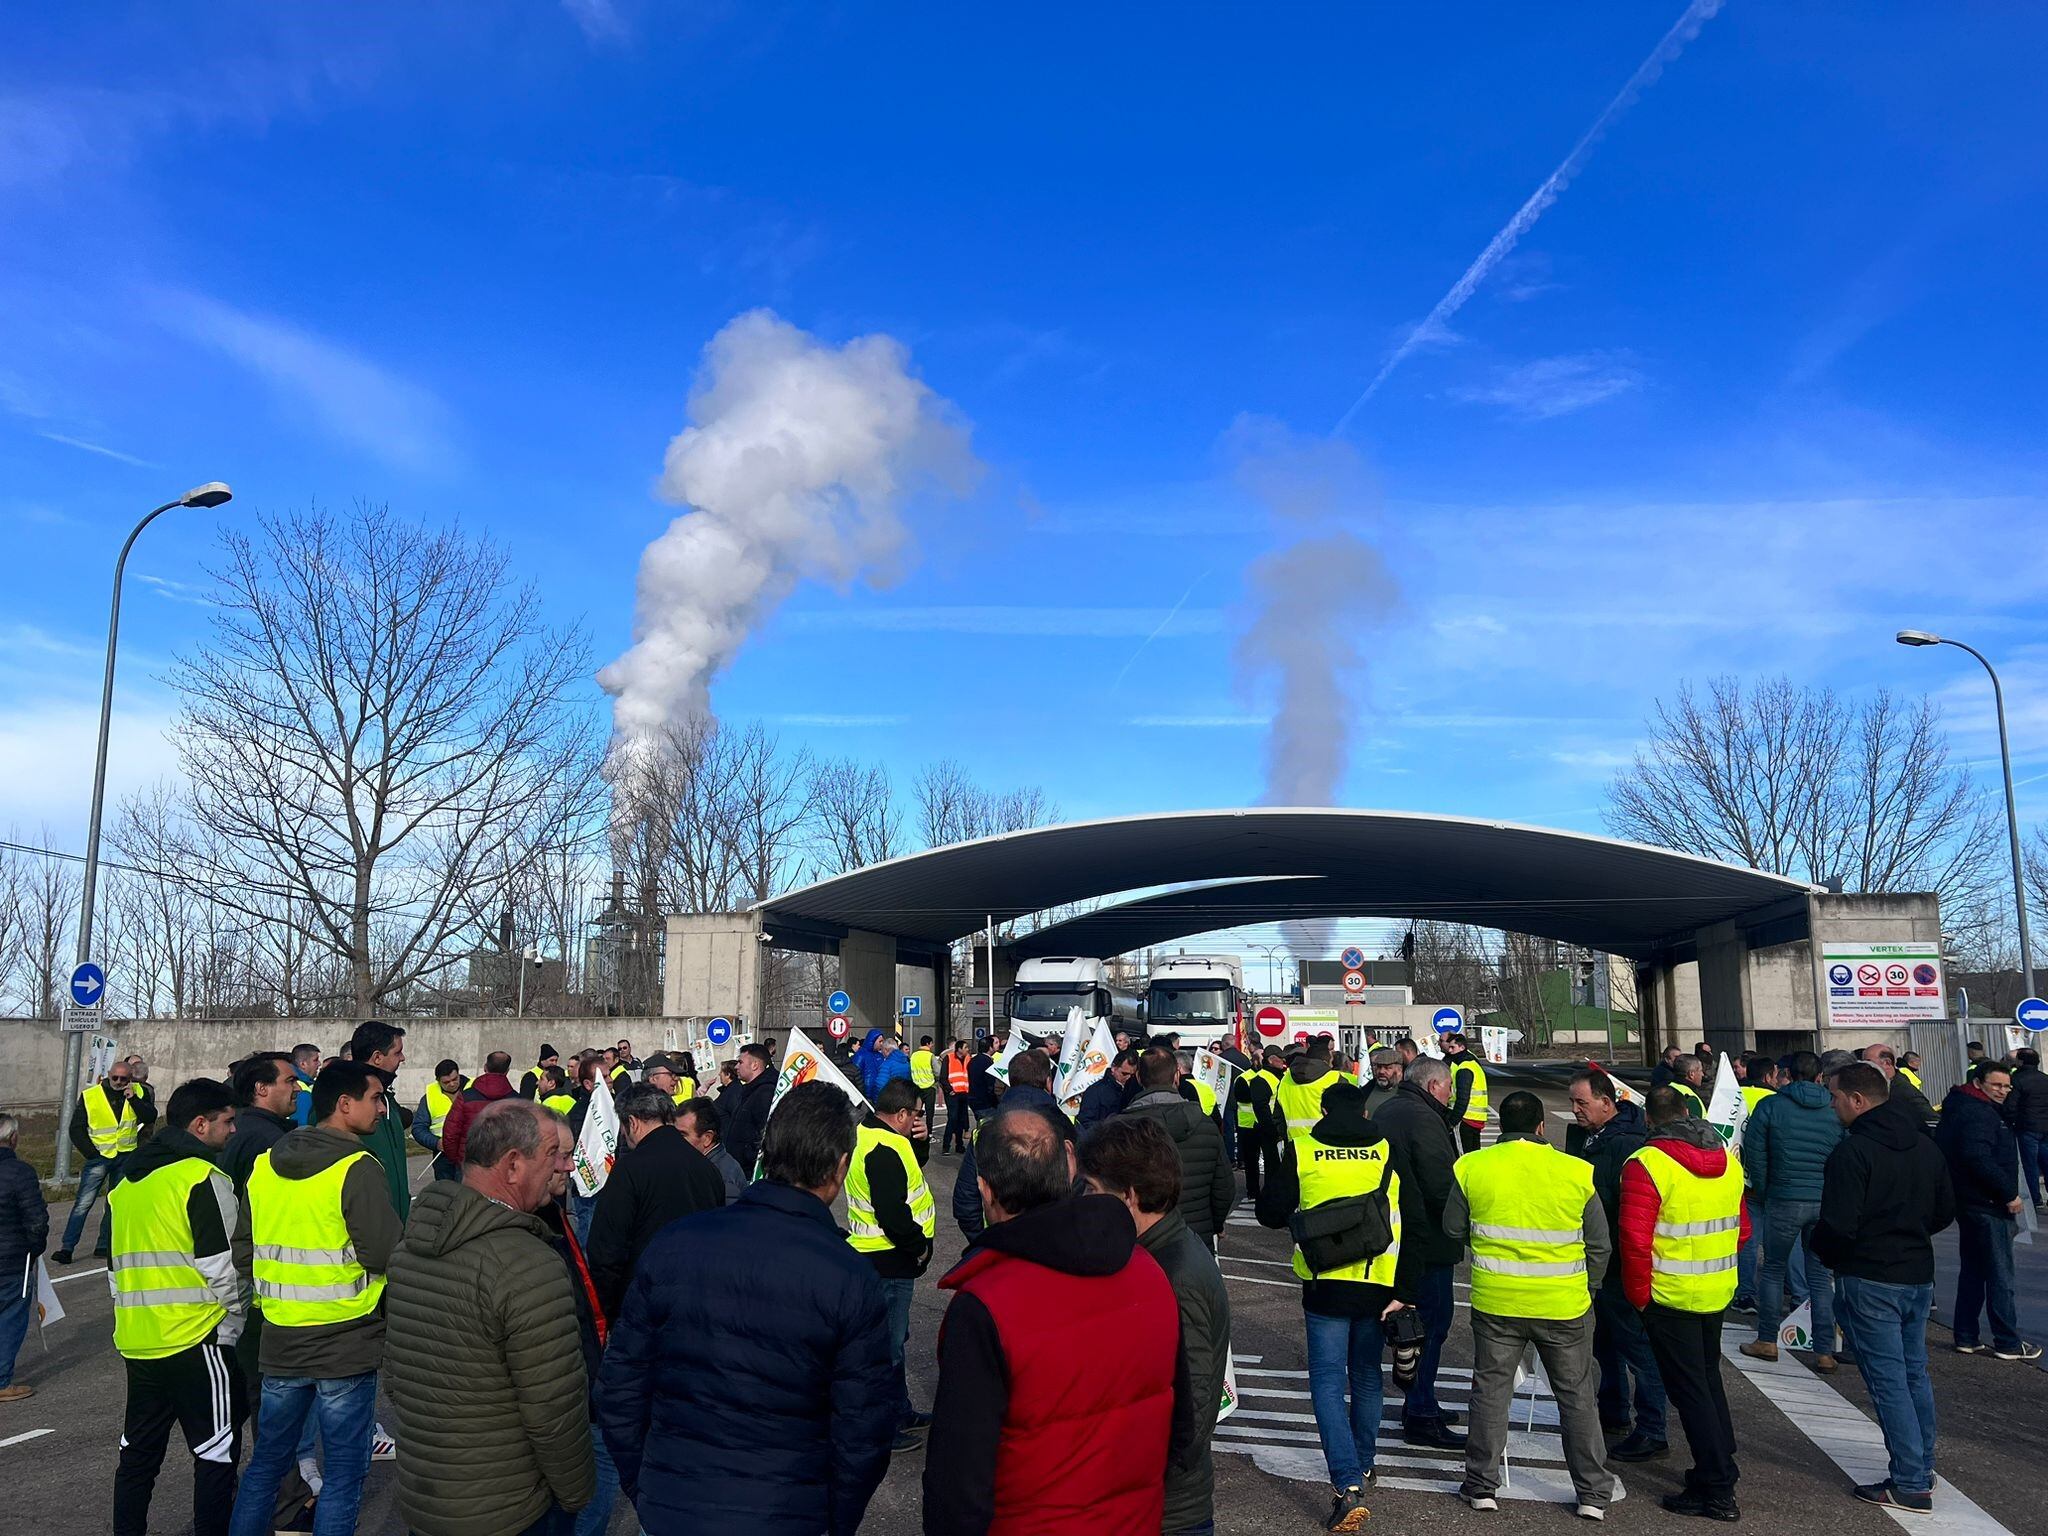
[1005,957,1143,1039]
[1144,954,1248,1046]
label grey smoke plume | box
[1333,0,1726,432]
[599,310,979,743]
[1229,418,1398,955]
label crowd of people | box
[0,1019,2041,1535]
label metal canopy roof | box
[756,809,1817,962]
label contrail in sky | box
[1332,0,1727,435]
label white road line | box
[1225,1274,1301,1289]
[1720,1331,2012,1535]
[51,1266,107,1285]
[1217,1254,1296,1268]
[0,1429,54,1449]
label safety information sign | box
[1820,941,1945,1029]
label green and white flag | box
[1706,1051,1748,1156]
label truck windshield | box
[1147,983,1231,1022]
[1010,987,1093,1022]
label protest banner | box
[1706,1052,1748,1156]
[1055,1008,1090,1091]
[1479,1026,1513,1065]
[1058,1020,1117,1114]
[571,1074,620,1197]
[767,1026,870,1114]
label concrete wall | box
[0,1016,666,1112]
[663,912,764,1025]
[838,928,896,1039]
[1695,923,1752,1059]
[1804,890,1945,1055]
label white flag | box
[33,1258,62,1331]
[767,1027,870,1116]
[1587,1062,1641,1105]
[1777,1298,1814,1352]
[1193,1047,1237,1106]
[988,1030,1028,1086]
[1055,1008,1091,1091]
[571,1075,621,1197]
[1217,1345,1240,1424]
[1706,1051,1748,1156]
[1057,1020,1118,1113]
[1479,1026,1513,1065]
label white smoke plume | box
[599,310,979,744]
[1333,0,1726,432]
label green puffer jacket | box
[384,1181,595,1535]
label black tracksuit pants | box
[115,1339,244,1536]
[1240,1128,1280,1202]
[1641,1303,1738,1498]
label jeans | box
[1593,1280,1667,1439]
[1758,1199,1832,1352]
[517,1509,575,1536]
[1304,1309,1386,1490]
[0,1291,30,1389]
[59,1153,126,1255]
[1953,1209,2022,1352]
[882,1275,918,1424]
[1403,1265,1455,1424]
[943,1091,973,1154]
[1222,1114,1238,1163]
[2019,1132,2044,1209]
[1837,1277,1936,1495]
[574,1419,617,1536]
[228,1372,378,1536]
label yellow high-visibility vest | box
[674,1076,696,1102]
[1290,1133,1401,1286]
[247,1150,386,1327]
[909,1049,936,1090]
[1238,1068,1277,1129]
[108,1156,224,1359]
[83,1086,140,1159]
[845,1123,934,1255]
[1190,1078,1217,1117]
[1739,1085,1772,1116]
[542,1093,578,1116]
[1672,1082,1706,1117]
[424,1081,455,1138]
[1899,1066,1924,1092]
[1628,1143,1745,1312]
[1451,1055,1490,1125]
[1454,1138,1596,1321]
[1276,1067,1343,1144]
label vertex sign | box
[1820,941,1945,1030]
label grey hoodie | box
[234,1122,402,1378]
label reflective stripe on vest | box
[1276,1068,1341,1143]
[1451,1055,1490,1125]
[1628,1143,1746,1312]
[1290,1135,1401,1285]
[845,1123,935,1254]
[1237,1068,1276,1128]
[83,1086,140,1159]
[424,1081,454,1137]
[247,1149,386,1326]
[108,1157,224,1359]
[909,1050,936,1090]
[1453,1139,1595,1320]
[1191,1078,1217,1117]
[946,1053,970,1093]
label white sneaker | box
[1463,1491,1499,1512]
[296,1456,323,1495]
[1576,1504,1606,1520]
[370,1422,397,1462]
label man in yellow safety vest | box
[1235,1047,1286,1204]
[414,1058,466,1182]
[228,1061,403,1536]
[1442,1033,1490,1155]
[108,1076,244,1536]
[1670,1055,1708,1119]
[1619,1086,1749,1522]
[846,1078,936,1453]
[1446,1090,1618,1518]
[53,1060,157,1265]
[1277,1037,1346,1146]
[909,1035,939,1129]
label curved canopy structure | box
[757,809,1817,963]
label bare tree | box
[809,758,900,875]
[164,503,600,1017]
[1606,676,1997,909]
[914,759,1061,850]
[0,839,23,1013]
[17,830,78,1018]
[1406,920,1493,1008]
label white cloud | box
[561,0,629,44]
[35,431,156,468]
[0,696,184,845]
[1448,352,1642,419]
[157,290,456,473]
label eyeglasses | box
[108,1076,132,1085]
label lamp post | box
[1896,628,2035,1002]
[52,483,233,1183]
[1248,942,1286,998]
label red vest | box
[941,1236,1177,1534]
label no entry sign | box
[1253,1004,1289,1040]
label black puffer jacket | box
[1123,1089,1236,1239]
[2010,1064,2048,1137]
[0,1146,49,1300]
[1371,1079,1464,1268]
[1574,1097,1649,1226]
[383,1181,595,1536]
[1935,1084,2019,1216]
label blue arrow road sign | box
[1431,1006,1463,1034]
[69,962,105,1009]
[706,1016,733,1045]
[902,996,923,1018]
[2018,998,2048,1031]
[827,990,851,1016]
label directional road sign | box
[706,1016,733,1046]
[825,1014,851,1040]
[1341,969,1367,995]
[1431,1005,1464,1034]
[1340,946,1366,971]
[69,962,106,1009]
[827,990,851,1016]
[1253,1004,1289,1040]
[2018,997,2048,1031]
[902,996,923,1018]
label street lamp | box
[53,482,233,1183]
[1248,942,1286,997]
[1895,628,2035,1003]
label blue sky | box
[3,1,2045,947]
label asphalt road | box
[8,1064,2042,1536]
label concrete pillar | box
[839,928,897,1040]
[1802,891,1945,1056]
[1695,921,1752,1057]
[664,911,765,1028]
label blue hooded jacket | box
[1742,1079,1843,1203]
